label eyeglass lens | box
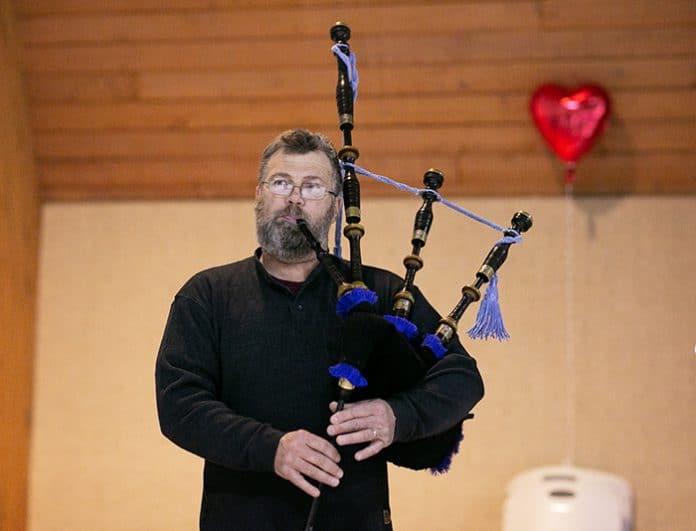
[267,178,328,200]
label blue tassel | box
[382,315,419,340]
[421,334,447,360]
[328,362,368,388]
[430,428,464,475]
[467,273,510,341]
[336,287,378,317]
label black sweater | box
[156,252,484,530]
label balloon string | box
[563,185,576,465]
[565,162,577,185]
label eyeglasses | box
[263,177,337,201]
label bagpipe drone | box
[301,22,532,531]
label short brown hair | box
[258,129,342,193]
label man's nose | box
[286,185,305,203]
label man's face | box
[255,150,339,263]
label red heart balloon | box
[530,84,611,182]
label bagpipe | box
[301,22,532,531]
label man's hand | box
[327,399,396,461]
[273,430,343,497]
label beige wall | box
[30,196,695,530]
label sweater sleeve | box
[155,292,284,472]
[386,345,483,442]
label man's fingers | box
[328,402,378,436]
[329,401,370,424]
[335,426,375,447]
[287,470,321,498]
[278,454,340,490]
[295,457,341,488]
[355,441,384,462]
[274,430,343,494]
[329,399,390,427]
[306,433,341,463]
[302,446,343,479]
[297,434,343,480]
[327,399,397,457]
[327,416,373,437]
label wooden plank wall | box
[10,0,696,200]
[0,3,40,531]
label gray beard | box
[255,200,335,263]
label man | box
[155,129,484,530]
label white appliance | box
[502,466,633,531]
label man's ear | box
[333,195,343,220]
[255,184,261,198]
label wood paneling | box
[26,91,696,130]
[32,121,696,160]
[540,0,696,29]
[36,152,696,200]
[14,3,541,42]
[23,57,696,105]
[13,0,409,14]
[0,3,40,531]
[17,29,696,72]
[9,0,696,198]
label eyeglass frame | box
[262,176,339,201]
